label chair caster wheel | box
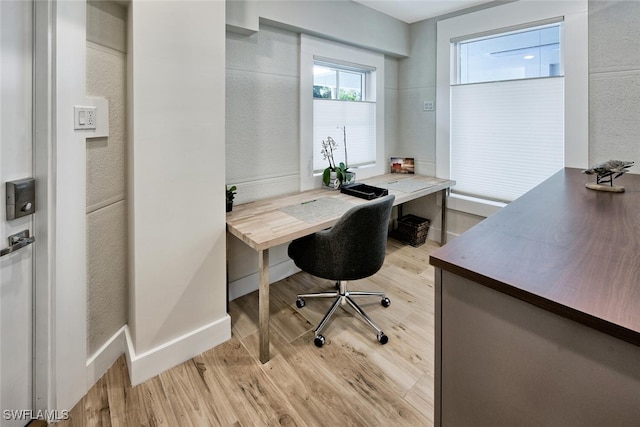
[377,332,388,345]
[314,335,326,347]
[296,298,305,308]
[381,297,391,307]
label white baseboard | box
[426,225,459,244]
[228,259,300,301]
[85,315,231,389]
[86,326,128,389]
[125,315,231,386]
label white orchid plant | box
[321,126,351,187]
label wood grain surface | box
[430,167,640,346]
[58,239,438,426]
[226,174,454,251]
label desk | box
[430,168,640,425]
[227,173,455,363]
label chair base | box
[296,280,390,347]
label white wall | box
[227,0,410,57]
[127,0,229,385]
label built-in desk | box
[227,173,455,363]
[430,168,640,425]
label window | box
[436,0,588,215]
[300,35,385,191]
[451,22,565,203]
[457,24,562,84]
[312,61,376,173]
[313,62,364,101]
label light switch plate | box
[74,106,97,130]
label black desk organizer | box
[340,183,389,200]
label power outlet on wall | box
[74,106,97,130]
[423,101,435,111]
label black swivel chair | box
[288,195,395,347]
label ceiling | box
[352,0,495,24]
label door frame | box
[33,0,53,412]
[32,0,90,413]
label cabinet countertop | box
[430,167,640,347]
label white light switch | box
[423,101,435,111]
[74,106,96,130]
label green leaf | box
[322,168,331,186]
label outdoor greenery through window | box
[313,62,365,101]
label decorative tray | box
[340,183,389,200]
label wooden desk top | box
[226,174,454,251]
[430,168,640,347]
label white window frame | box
[300,34,385,191]
[436,0,588,217]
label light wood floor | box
[58,238,437,426]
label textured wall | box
[86,0,128,355]
[588,1,640,168]
[397,20,438,177]
[226,25,301,204]
[225,25,301,287]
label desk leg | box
[440,189,448,245]
[258,249,270,363]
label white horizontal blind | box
[313,99,376,172]
[451,77,564,202]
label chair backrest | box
[312,194,395,280]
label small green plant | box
[226,185,237,203]
[226,185,237,212]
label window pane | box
[313,65,336,98]
[458,24,562,84]
[338,70,362,101]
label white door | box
[1,1,35,426]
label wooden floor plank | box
[103,356,131,427]
[57,239,436,426]
[199,337,306,426]
[84,376,111,427]
[159,360,223,427]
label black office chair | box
[288,195,395,347]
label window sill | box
[447,193,506,218]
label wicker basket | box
[393,214,431,247]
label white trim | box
[52,0,89,411]
[436,0,589,215]
[300,34,385,191]
[228,259,300,301]
[86,313,232,389]
[125,316,231,386]
[33,0,55,414]
[447,193,506,218]
[85,326,127,389]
